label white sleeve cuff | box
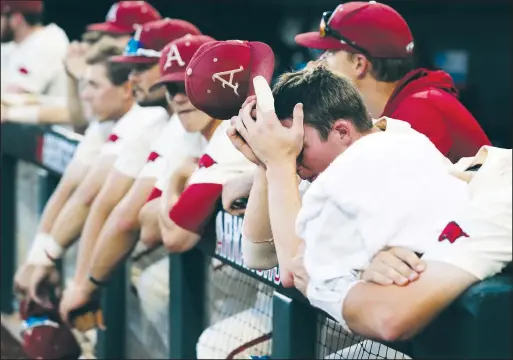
[26,233,64,265]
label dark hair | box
[85,39,131,86]
[348,53,414,82]
[273,64,373,140]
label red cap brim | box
[110,55,158,64]
[149,72,185,92]
[295,31,352,51]
[86,22,133,35]
[248,42,275,96]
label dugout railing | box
[1,123,512,359]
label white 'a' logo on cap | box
[164,44,186,70]
[106,3,119,22]
[212,66,244,96]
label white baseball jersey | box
[1,24,69,97]
[71,120,115,167]
[298,128,512,329]
[138,113,207,181]
[169,121,256,234]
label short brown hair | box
[273,64,373,140]
[348,53,414,82]
[85,38,131,86]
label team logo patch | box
[146,151,160,162]
[438,221,469,244]
[107,134,119,143]
[198,154,216,168]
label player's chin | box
[178,113,203,132]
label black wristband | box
[88,274,108,287]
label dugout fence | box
[1,123,512,359]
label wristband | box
[88,274,108,287]
[26,233,64,266]
[5,105,39,123]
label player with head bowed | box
[228,63,511,343]
[295,1,490,164]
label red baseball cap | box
[1,0,43,14]
[185,40,275,120]
[150,35,216,91]
[19,299,81,360]
[87,1,161,35]
[295,1,414,58]
[111,18,203,64]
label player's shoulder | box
[29,24,69,54]
[132,105,169,125]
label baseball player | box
[1,0,69,123]
[167,39,276,359]
[230,64,511,344]
[295,1,490,163]
[14,40,131,300]
[65,1,162,132]
[54,19,203,323]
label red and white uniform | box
[139,113,206,183]
[1,24,69,98]
[297,123,512,330]
[169,121,256,234]
[100,104,169,177]
[71,120,115,167]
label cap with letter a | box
[150,35,216,91]
[185,40,275,120]
[87,1,162,35]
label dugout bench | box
[1,123,512,359]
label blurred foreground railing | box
[1,122,512,359]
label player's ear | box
[121,80,133,100]
[332,119,353,144]
[348,53,369,79]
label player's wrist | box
[26,233,64,266]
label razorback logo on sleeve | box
[146,151,160,162]
[438,221,469,244]
[107,134,119,143]
[19,67,29,75]
[198,154,216,168]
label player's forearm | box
[37,166,86,233]
[87,216,138,283]
[265,162,303,287]
[37,105,71,124]
[74,201,118,284]
[242,166,273,242]
[139,200,163,247]
[343,261,478,341]
[49,195,92,249]
[66,75,88,132]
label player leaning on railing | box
[227,63,512,342]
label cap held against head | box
[87,1,161,35]
[111,18,202,64]
[295,1,414,58]
[185,40,275,120]
[1,0,43,15]
[150,35,216,92]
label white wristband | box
[5,105,40,124]
[26,233,64,266]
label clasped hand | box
[227,95,305,169]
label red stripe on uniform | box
[169,183,222,234]
[146,187,162,203]
[226,332,272,359]
[147,151,160,162]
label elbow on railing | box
[162,231,195,254]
